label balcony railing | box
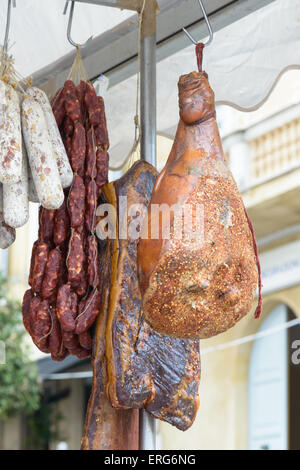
[250,117,300,186]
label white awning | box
[1,0,298,168]
[105,0,300,168]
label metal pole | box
[139,410,156,450]
[140,1,157,168]
[139,0,157,451]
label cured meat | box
[22,288,34,333]
[22,96,64,210]
[85,180,97,233]
[56,284,76,332]
[64,80,81,123]
[71,121,85,176]
[51,346,69,362]
[53,200,69,246]
[0,186,16,249]
[52,88,65,128]
[30,241,49,294]
[67,229,85,287]
[28,164,39,203]
[0,81,22,184]
[0,213,15,249]
[95,149,109,188]
[68,175,85,229]
[32,299,51,353]
[23,79,110,359]
[75,289,101,335]
[39,207,55,243]
[76,81,87,121]
[82,235,139,450]
[78,330,92,350]
[3,148,29,228]
[86,160,200,433]
[85,128,97,180]
[62,329,79,350]
[41,248,62,300]
[49,308,62,356]
[62,115,74,138]
[26,86,73,188]
[84,83,102,127]
[93,97,109,149]
[86,234,99,287]
[138,71,259,339]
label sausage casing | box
[0,185,16,249]
[30,241,49,294]
[56,284,76,332]
[0,81,22,184]
[75,289,101,334]
[22,96,64,210]
[27,87,73,188]
[41,248,62,300]
[3,147,29,228]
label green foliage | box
[25,395,65,450]
[0,274,40,419]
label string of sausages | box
[22,80,109,361]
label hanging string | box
[244,208,263,319]
[195,42,204,72]
[109,0,146,172]
[0,45,28,95]
[202,317,300,356]
[67,45,88,85]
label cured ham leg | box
[137,71,258,339]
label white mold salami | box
[24,142,39,203]
[0,184,3,212]
[27,87,73,188]
[0,81,22,184]
[28,165,39,203]
[21,96,64,210]
[0,215,16,249]
[3,146,29,228]
[0,184,16,249]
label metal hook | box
[63,1,93,49]
[183,0,213,47]
[3,0,16,54]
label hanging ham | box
[137,71,260,339]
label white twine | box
[201,318,300,355]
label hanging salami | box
[22,78,109,360]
